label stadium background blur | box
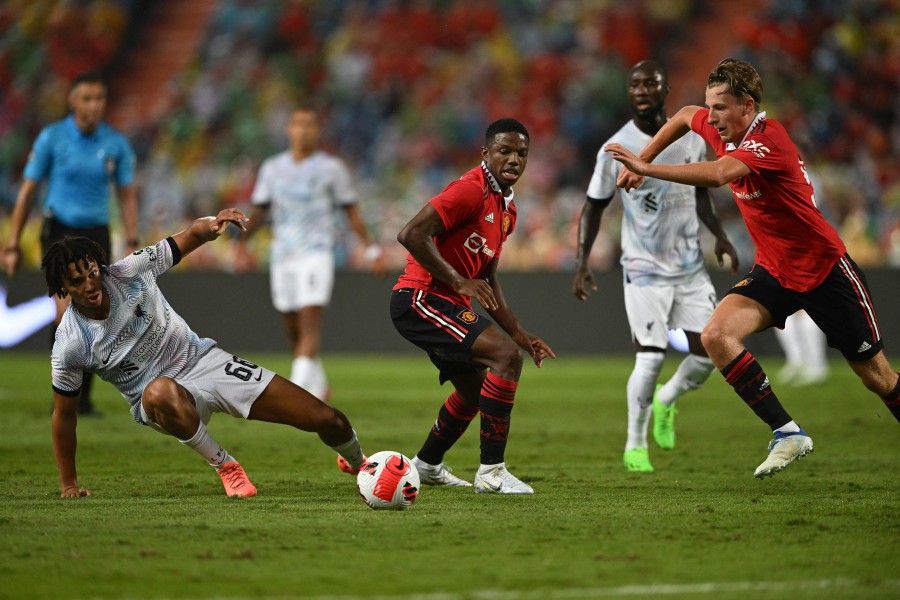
[1,0,898,274]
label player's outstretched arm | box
[638,105,699,162]
[171,208,249,259]
[608,144,749,190]
[609,106,755,189]
[52,391,91,498]
[609,106,701,191]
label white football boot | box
[412,456,472,487]
[474,462,533,494]
[754,429,814,479]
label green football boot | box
[652,384,677,450]
[623,447,654,472]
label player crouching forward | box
[390,118,556,494]
[44,208,365,498]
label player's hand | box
[3,246,21,278]
[527,335,556,368]
[210,208,249,237]
[604,144,646,191]
[60,485,91,499]
[572,264,597,301]
[361,243,388,278]
[616,167,645,193]
[457,278,498,311]
[715,236,740,274]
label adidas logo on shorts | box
[857,341,872,353]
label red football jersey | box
[691,109,846,291]
[395,164,517,307]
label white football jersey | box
[251,149,357,260]
[587,120,707,285]
[51,239,217,424]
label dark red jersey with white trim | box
[691,109,845,291]
[395,164,517,307]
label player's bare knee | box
[700,324,725,356]
[140,378,169,419]
[142,377,189,421]
[491,341,523,380]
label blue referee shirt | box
[24,115,136,228]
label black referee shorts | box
[41,217,112,264]
[390,288,492,384]
[725,254,884,361]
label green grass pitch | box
[1,352,897,599]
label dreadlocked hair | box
[41,237,108,298]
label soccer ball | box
[356,451,420,510]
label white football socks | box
[656,354,715,406]
[290,356,314,390]
[775,421,802,435]
[793,311,828,377]
[178,422,233,469]
[291,356,329,400]
[625,352,664,450]
[307,358,329,401]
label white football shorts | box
[270,251,335,312]
[140,347,277,433]
[623,270,717,348]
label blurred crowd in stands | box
[1,0,898,272]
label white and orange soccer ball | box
[356,451,420,510]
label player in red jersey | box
[605,58,899,478]
[391,118,555,494]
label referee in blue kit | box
[4,71,139,416]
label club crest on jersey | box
[458,309,479,324]
[502,215,511,235]
[734,278,753,288]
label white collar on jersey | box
[726,111,767,151]
[481,161,514,208]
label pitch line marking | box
[164,578,900,600]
